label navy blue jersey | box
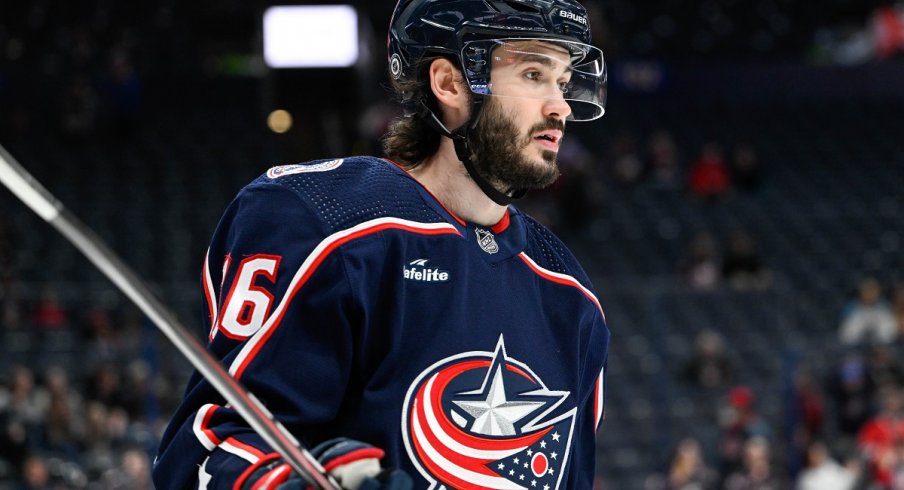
[153,156,609,489]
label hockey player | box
[153,0,610,488]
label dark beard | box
[468,98,564,193]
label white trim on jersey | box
[192,404,221,451]
[517,252,605,320]
[594,367,605,430]
[220,439,263,464]
[228,217,461,378]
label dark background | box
[1,1,903,488]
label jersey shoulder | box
[249,156,446,232]
[520,212,595,292]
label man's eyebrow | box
[512,52,573,74]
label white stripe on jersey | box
[518,252,605,320]
[220,439,262,464]
[192,404,220,451]
[595,367,606,429]
[228,217,460,377]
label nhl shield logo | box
[401,335,576,489]
[475,228,499,254]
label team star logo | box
[402,335,577,489]
[453,363,547,436]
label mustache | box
[531,119,566,133]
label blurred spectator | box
[59,74,98,140]
[120,360,153,421]
[646,129,682,189]
[556,140,605,233]
[729,144,764,194]
[3,365,46,430]
[867,344,904,390]
[679,232,721,290]
[857,384,904,488]
[795,440,858,490]
[718,386,773,479]
[0,217,13,279]
[85,363,126,411]
[81,306,123,363]
[81,401,116,469]
[829,352,876,437]
[681,329,733,390]
[839,277,898,346]
[688,142,731,201]
[892,438,904,490]
[722,436,783,490]
[721,230,772,290]
[100,48,143,140]
[609,129,644,185]
[39,367,85,458]
[1,292,25,330]
[100,446,153,490]
[20,453,51,490]
[892,285,904,340]
[667,437,718,490]
[31,287,69,331]
[0,366,45,473]
[787,366,826,476]
[0,395,28,474]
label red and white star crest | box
[401,335,576,489]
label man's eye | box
[525,71,541,81]
[559,81,572,93]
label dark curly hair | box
[381,56,465,169]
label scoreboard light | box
[263,5,359,68]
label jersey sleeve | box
[567,307,609,489]
[153,181,359,489]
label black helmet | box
[388,0,605,122]
[390,0,591,74]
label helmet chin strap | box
[412,97,526,206]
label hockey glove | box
[239,438,412,490]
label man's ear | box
[428,58,469,120]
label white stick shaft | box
[0,146,60,221]
[0,144,339,490]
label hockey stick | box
[0,144,340,490]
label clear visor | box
[462,38,607,121]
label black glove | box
[241,438,412,490]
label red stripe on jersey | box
[426,362,549,450]
[594,367,605,429]
[250,463,292,490]
[230,218,461,379]
[194,404,223,450]
[321,448,385,472]
[233,453,282,490]
[409,408,497,490]
[517,252,605,320]
[223,436,267,461]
